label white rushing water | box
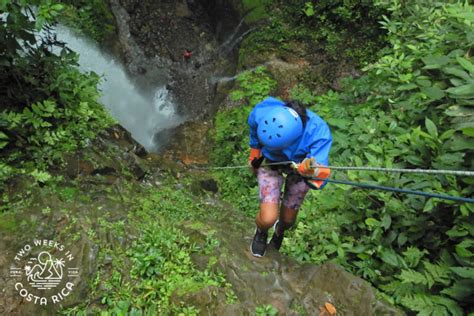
[54,25,183,152]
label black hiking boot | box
[269,220,284,250]
[250,228,268,257]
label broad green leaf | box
[303,2,314,17]
[423,199,435,213]
[421,86,445,100]
[439,129,455,140]
[462,127,474,137]
[365,218,380,227]
[368,144,383,154]
[398,83,418,91]
[446,226,468,238]
[425,118,438,138]
[445,134,474,150]
[445,105,474,117]
[457,56,474,75]
[380,248,400,267]
[443,66,473,81]
[398,233,408,247]
[455,240,474,258]
[381,214,391,230]
[452,120,474,134]
[416,78,432,87]
[446,83,474,97]
[364,152,379,165]
[422,55,451,69]
[450,78,466,87]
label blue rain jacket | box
[248,97,332,187]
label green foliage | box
[118,223,221,313]
[58,0,116,42]
[0,0,114,190]
[230,66,277,107]
[281,1,474,314]
[239,0,386,67]
[211,104,257,216]
[212,0,474,314]
[242,0,274,23]
[255,304,279,316]
[62,181,236,315]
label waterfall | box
[54,25,183,152]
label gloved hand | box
[296,157,318,176]
[248,148,263,174]
[293,157,331,189]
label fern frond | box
[423,261,452,287]
[399,269,430,286]
[380,280,418,300]
[401,294,449,316]
[431,295,463,316]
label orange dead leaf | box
[325,302,336,315]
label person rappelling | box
[183,48,192,63]
[248,96,332,257]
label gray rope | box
[194,162,474,177]
[192,161,291,170]
[325,165,474,177]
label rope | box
[313,177,474,204]
[192,161,291,170]
[191,162,474,203]
[194,162,474,177]
[324,166,474,177]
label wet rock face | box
[116,0,242,118]
[158,120,213,165]
[182,208,404,316]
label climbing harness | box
[192,161,474,203]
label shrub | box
[0,1,113,189]
[212,1,474,314]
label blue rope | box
[312,177,474,204]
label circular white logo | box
[9,239,79,306]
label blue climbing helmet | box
[257,106,303,150]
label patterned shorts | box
[257,167,311,210]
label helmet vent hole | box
[264,120,268,125]
[269,135,272,140]
[277,133,281,138]
[262,130,266,133]
[273,118,276,122]
[278,125,283,128]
